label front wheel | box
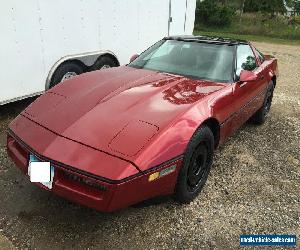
[175,126,214,203]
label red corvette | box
[7,36,278,212]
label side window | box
[236,45,257,77]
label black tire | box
[175,125,214,203]
[91,56,118,71]
[251,81,275,125]
[50,62,84,88]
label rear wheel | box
[252,81,274,125]
[50,62,84,88]
[175,126,214,203]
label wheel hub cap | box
[187,144,208,189]
[100,64,111,69]
[61,72,77,82]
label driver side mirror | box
[130,54,139,63]
[239,70,258,82]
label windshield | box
[129,40,235,83]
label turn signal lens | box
[148,164,177,182]
[148,172,160,182]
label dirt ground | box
[0,42,299,250]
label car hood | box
[22,66,225,160]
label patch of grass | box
[193,30,300,46]
[194,13,300,46]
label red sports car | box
[7,36,278,212]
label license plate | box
[28,154,54,189]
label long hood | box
[22,66,225,160]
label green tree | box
[264,0,286,15]
[244,0,261,12]
[285,0,294,7]
[244,0,286,16]
[290,0,300,14]
[196,0,235,26]
[285,0,299,9]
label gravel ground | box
[0,42,299,250]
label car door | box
[229,44,267,133]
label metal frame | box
[45,50,120,90]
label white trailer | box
[0,0,196,105]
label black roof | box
[164,35,249,45]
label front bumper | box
[7,116,182,212]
